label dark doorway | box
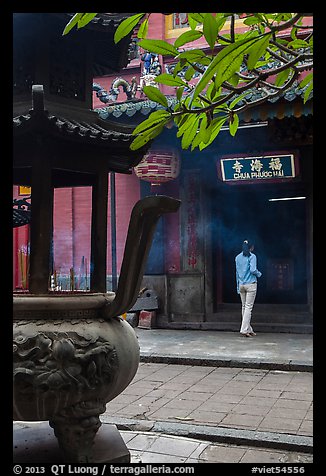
[215,184,307,304]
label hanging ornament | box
[134,149,180,187]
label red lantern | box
[134,149,180,187]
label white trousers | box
[239,282,257,334]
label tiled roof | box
[13,85,149,178]
[96,81,313,123]
[13,85,135,146]
[13,112,133,144]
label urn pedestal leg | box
[49,400,106,463]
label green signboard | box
[219,154,297,183]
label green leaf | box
[199,116,227,150]
[215,14,226,32]
[188,16,198,30]
[77,13,97,29]
[174,30,203,48]
[138,39,179,56]
[62,13,83,36]
[176,87,184,101]
[288,39,309,49]
[203,13,219,49]
[274,13,293,22]
[199,113,211,143]
[181,116,200,149]
[247,34,271,71]
[114,13,145,44]
[132,110,171,135]
[229,92,250,109]
[184,66,195,82]
[303,81,313,104]
[275,68,291,87]
[130,124,164,150]
[227,74,240,87]
[193,32,261,101]
[299,72,313,89]
[142,85,168,107]
[243,15,260,26]
[171,60,186,77]
[176,49,206,62]
[176,114,197,137]
[229,113,239,136]
[137,18,149,39]
[154,73,187,87]
[191,132,204,151]
[188,13,205,23]
[290,26,298,41]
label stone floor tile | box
[297,420,313,435]
[133,395,171,407]
[184,457,202,463]
[239,395,277,407]
[273,398,311,409]
[212,367,242,376]
[120,385,152,396]
[198,444,246,463]
[149,388,183,399]
[255,382,289,391]
[110,394,138,405]
[231,403,272,416]
[126,433,159,451]
[120,431,138,445]
[280,391,313,401]
[241,448,296,464]
[177,391,213,401]
[186,409,227,424]
[248,389,283,399]
[147,406,192,420]
[219,386,255,396]
[278,453,313,464]
[188,442,209,459]
[158,382,193,391]
[196,400,235,413]
[162,397,202,411]
[258,416,302,432]
[305,409,313,420]
[209,392,243,404]
[187,383,225,393]
[148,435,202,457]
[266,406,308,420]
[131,451,187,463]
[220,413,263,429]
[115,403,151,418]
[182,366,216,375]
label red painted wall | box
[52,174,141,277]
[13,186,30,289]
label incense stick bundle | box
[78,256,85,290]
[85,258,88,290]
[18,249,28,289]
[70,267,75,291]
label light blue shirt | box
[235,252,262,294]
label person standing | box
[235,239,262,337]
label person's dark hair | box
[242,239,254,257]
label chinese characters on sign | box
[219,154,296,183]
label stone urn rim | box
[13,292,115,313]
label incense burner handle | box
[102,195,181,319]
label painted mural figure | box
[235,239,262,337]
[141,52,156,75]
